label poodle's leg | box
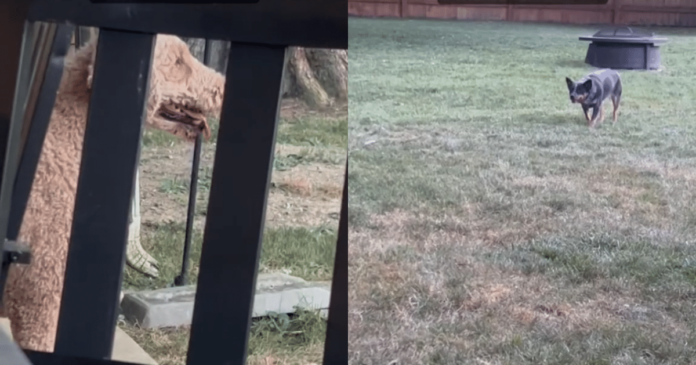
[5,216,69,353]
[4,264,62,352]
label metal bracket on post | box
[0,239,31,297]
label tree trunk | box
[183,41,347,111]
[284,47,347,109]
[305,48,348,102]
[286,47,332,109]
[183,38,229,74]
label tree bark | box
[287,47,332,109]
[182,38,347,111]
[305,48,348,103]
[284,47,347,109]
[183,38,229,74]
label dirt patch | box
[269,163,344,226]
[139,143,344,231]
[138,98,345,231]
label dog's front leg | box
[588,105,600,129]
[582,105,591,125]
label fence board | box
[349,2,401,17]
[457,7,507,21]
[349,0,696,26]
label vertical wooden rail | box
[322,161,348,364]
[54,29,155,360]
[612,0,621,25]
[185,43,288,365]
[7,24,73,242]
[0,2,32,264]
[401,0,408,18]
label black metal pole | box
[74,26,81,49]
[203,38,213,67]
[174,38,211,287]
[175,132,202,286]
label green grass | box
[123,224,337,291]
[274,147,347,170]
[277,117,348,148]
[349,18,696,364]
[142,114,348,150]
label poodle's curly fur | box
[1,32,225,352]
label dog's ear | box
[582,79,593,91]
[565,77,574,91]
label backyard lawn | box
[349,18,696,364]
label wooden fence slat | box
[349,0,696,26]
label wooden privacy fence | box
[0,1,347,365]
[349,0,696,27]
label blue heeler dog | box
[565,69,622,129]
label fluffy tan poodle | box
[0,31,225,352]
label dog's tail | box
[615,71,622,98]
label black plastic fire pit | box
[579,27,668,70]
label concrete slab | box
[121,273,331,329]
[0,318,157,365]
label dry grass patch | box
[350,211,696,364]
[278,175,314,197]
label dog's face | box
[565,77,593,104]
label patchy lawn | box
[349,18,696,364]
[120,98,346,365]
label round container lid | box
[594,27,652,38]
[579,26,668,45]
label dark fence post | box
[54,29,155,360]
[7,24,73,242]
[323,161,348,364]
[0,2,36,302]
[185,43,288,365]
